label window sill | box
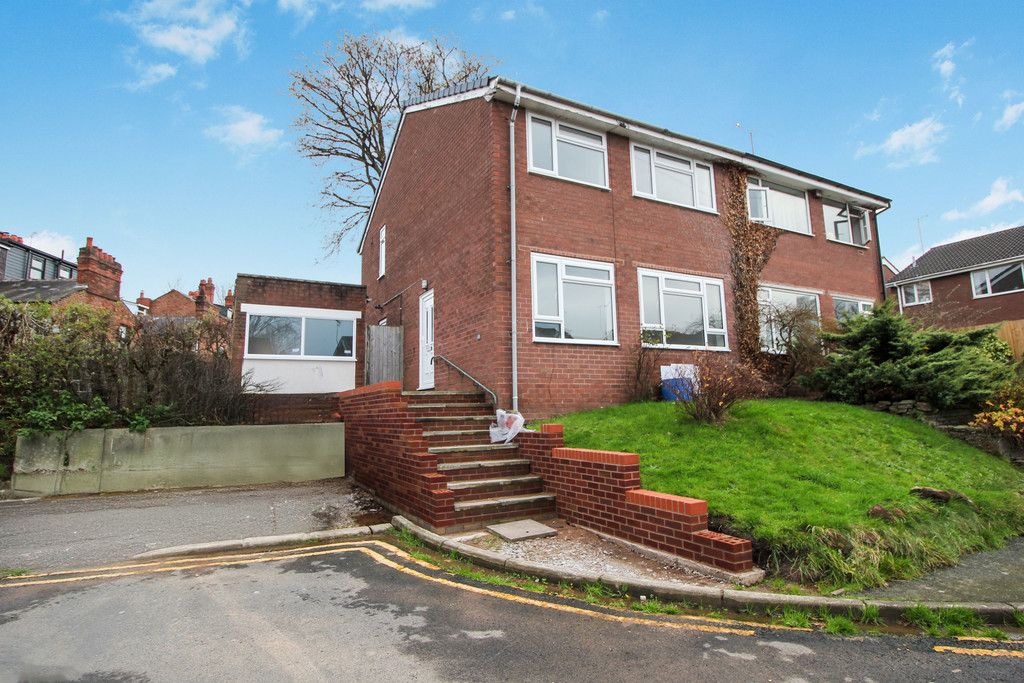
[825,237,871,249]
[750,219,813,237]
[901,301,931,307]
[528,168,610,192]
[631,192,719,215]
[532,337,619,347]
[642,343,730,352]
[972,289,1024,300]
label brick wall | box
[250,393,344,424]
[338,383,455,529]
[365,95,886,418]
[230,274,367,386]
[901,271,1024,328]
[518,425,753,573]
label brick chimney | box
[194,277,213,318]
[136,290,152,315]
[224,288,234,310]
[76,237,123,302]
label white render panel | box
[242,358,356,394]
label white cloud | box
[592,9,609,22]
[117,0,247,65]
[361,0,436,9]
[21,231,78,260]
[123,50,178,90]
[524,0,545,17]
[942,178,1024,221]
[995,100,1024,132]
[856,116,947,168]
[931,39,972,107]
[204,106,284,159]
[501,9,516,20]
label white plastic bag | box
[489,409,528,443]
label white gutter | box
[509,84,522,412]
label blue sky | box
[2,1,1023,304]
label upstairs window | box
[748,177,810,235]
[900,281,932,306]
[528,114,607,188]
[971,263,1024,298]
[532,254,616,344]
[378,225,386,279]
[243,304,358,360]
[28,255,44,279]
[58,264,73,279]
[639,269,727,349]
[823,200,870,246]
[631,144,716,211]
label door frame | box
[418,289,435,390]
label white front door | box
[419,289,435,389]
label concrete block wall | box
[518,424,753,572]
[12,423,346,496]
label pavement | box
[2,477,1023,624]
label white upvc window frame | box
[531,253,617,345]
[823,199,871,247]
[630,143,717,213]
[526,112,609,189]
[28,255,45,279]
[758,285,821,354]
[899,281,932,307]
[970,262,1024,299]
[638,268,728,350]
[378,225,386,280]
[833,296,874,318]
[242,303,361,362]
[747,177,812,236]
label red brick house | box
[360,78,891,417]
[888,224,1024,332]
[137,278,234,320]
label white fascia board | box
[893,255,1024,286]
[241,303,362,319]
[489,81,891,211]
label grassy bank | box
[547,399,1024,590]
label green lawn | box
[544,399,1024,590]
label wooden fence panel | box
[366,325,403,385]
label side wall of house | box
[362,97,509,400]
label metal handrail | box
[430,355,498,407]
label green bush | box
[803,298,1011,409]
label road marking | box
[2,540,758,636]
[934,646,1024,659]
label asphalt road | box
[2,540,1021,682]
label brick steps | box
[404,390,555,531]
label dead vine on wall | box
[723,164,782,363]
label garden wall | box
[12,423,345,496]
[518,426,754,573]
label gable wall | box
[363,97,508,399]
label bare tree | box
[290,31,499,254]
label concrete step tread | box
[408,403,492,410]
[415,416,492,423]
[403,390,485,397]
[447,475,542,490]
[454,493,556,511]
[437,459,530,471]
[428,443,518,454]
[422,429,491,437]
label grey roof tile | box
[888,224,1024,284]
[0,279,87,303]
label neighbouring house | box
[0,235,134,326]
[137,278,234,320]
[887,224,1024,353]
[229,274,365,395]
[359,77,892,417]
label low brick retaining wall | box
[518,426,753,573]
[12,422,346,496]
